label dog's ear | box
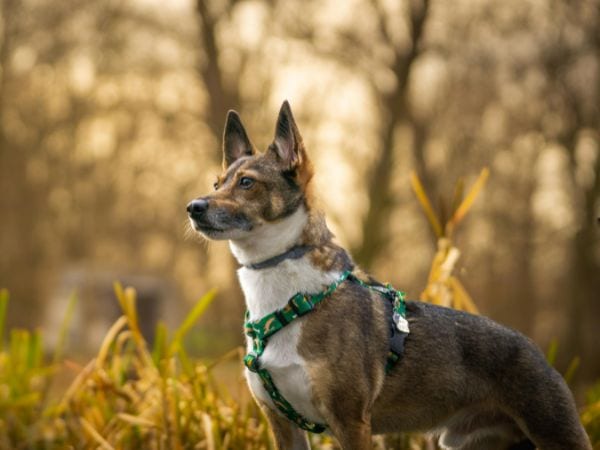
[223,110,254,169]
[269,100,308,172]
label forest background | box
[0,0,598,400]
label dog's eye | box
[213,181,219,190]
[239,177,254,189]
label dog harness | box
[243,269,410,433]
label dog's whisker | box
[182,220,213,251]
[182,220,196,241]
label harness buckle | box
[291,294,314,315]
[244,353,260,372]
[244,323,255,337]
[274,310,289,326]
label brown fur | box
[188,101,592,450]
[260,401,311,449]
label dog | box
[187,101,592,450]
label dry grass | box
[0,286,274,449]
[0,280,598,449]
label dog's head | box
[187,101,314,242]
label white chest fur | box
[237,258,340,423]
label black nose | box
[187,198,209,218]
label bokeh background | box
[0,0,598,395]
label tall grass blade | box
[564,356,580,385]
[176,344,194,377]
[80,417,115,450]
[152,321,169,367]
[0,289,8,351]
[97,316,128,368]
[448,167,489,229]
[546,339,558,366]
[450,177,465,218]
[27,329,42,370]
[169,289,217,356]
[53,290,77,365]
[124,286,141,338]
[410,171,443,237]
[114,281,126,313]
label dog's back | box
[371,301,588,448]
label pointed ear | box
[223,110,254,169]
[270,100,306,170]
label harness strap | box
[346,274,410,373]
[244,270,409,433]
[245,271,352,344]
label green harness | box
[243,270,409,433]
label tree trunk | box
[566,147,600,384]
[353,0,430,268]
[196,0,240,142]
[0,0,43,324]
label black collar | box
[243,245,313,270]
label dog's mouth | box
[190,219,226,234]
[187,208,254,241]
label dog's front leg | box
[260,402,310,450]
[306,361,379,449]
[325,416,372,450]
[310,384,373,449]
[306,380,375,450]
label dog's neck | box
[230,205,352,319]
[229,206,309,267]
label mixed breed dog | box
[187,101,592,450]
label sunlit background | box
[0,0,598,395]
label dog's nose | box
[187,198,209,217]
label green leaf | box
[169,289,217,356]
[0,288,8,351]
[27,329,42,369]
[546,339,558,366]
[53,290,77,365]
[152,321,169,367]
[564,356,580,385]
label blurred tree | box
[354,0,432,269]
[279,1,598,387]
[0,0,64,316]
[0,0,206,325]
[541,0,600,380]
[0,0,37,317]
[196,0,241,142]
[195,0,277,147]
[194,0,281,335]
[282,0,432,269]
[0,0,597,389]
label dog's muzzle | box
[187,198,209,221]
[187,198,253,237]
